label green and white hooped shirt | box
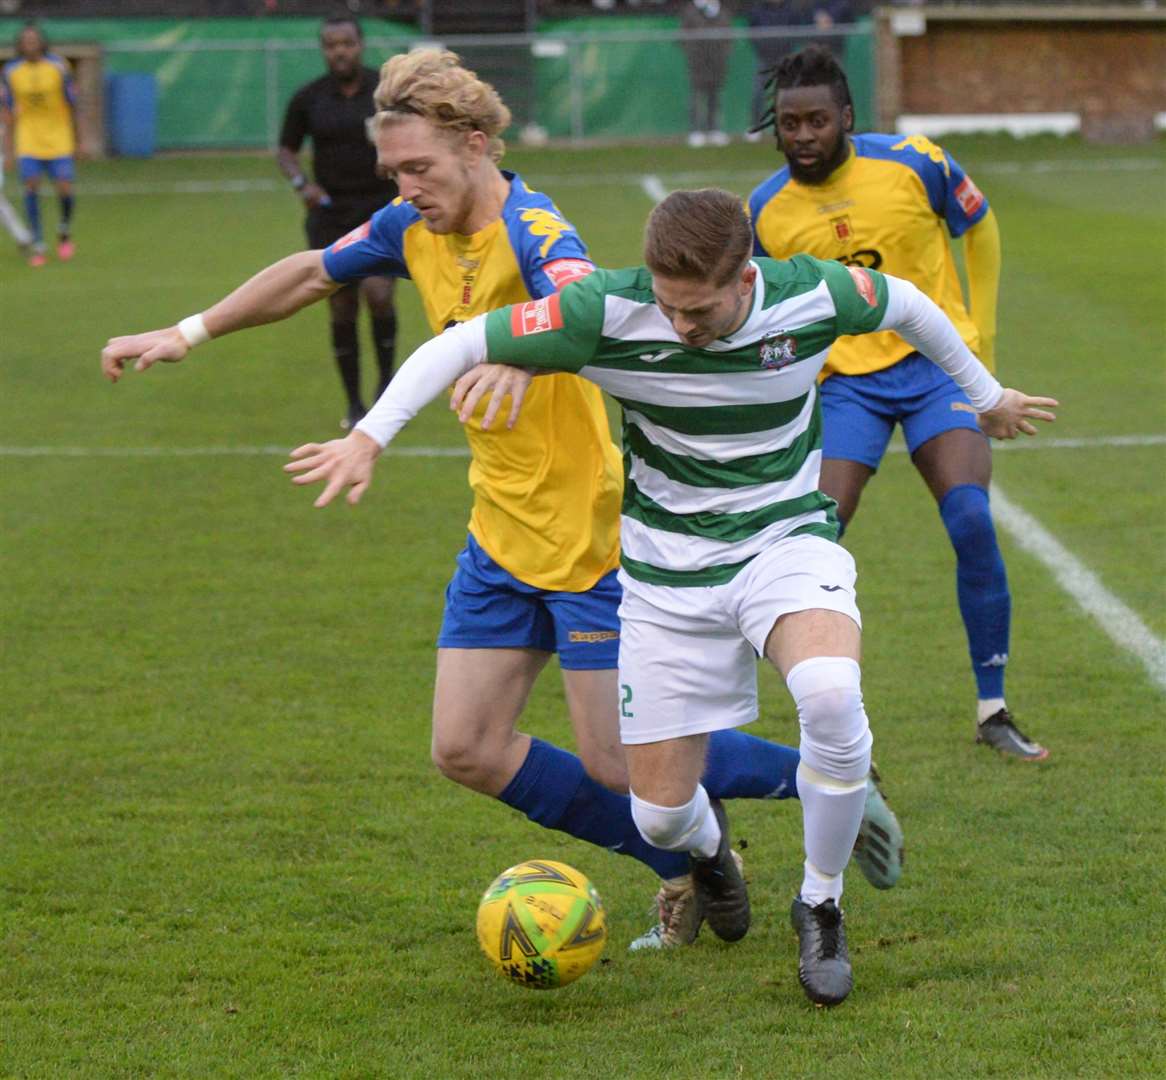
[358,256,1003,589]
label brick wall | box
[875,5,1166,142]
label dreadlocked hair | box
[750,44,854,135]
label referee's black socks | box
[371,312,398,397]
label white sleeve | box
[354,315,488,448]
[879,275,1004,412]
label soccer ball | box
[475,859,607,989]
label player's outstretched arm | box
[877,276,1058,440]
[101,250,338,382]
[285,318,489,509]
[977,388,1058,440]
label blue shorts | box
[820,352,984,470]
[437,534,621,670]
[18,156,75,182]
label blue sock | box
[703,729,800,799]
[59,193,74,235]
[498,737,689,880]
[939,484,1011,700]
[24,190,42,244]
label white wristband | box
[177,313,211,348]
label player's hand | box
[450,364,534,431]
[101,327,191,383]
[978,388,1059,439]
[284,430,381,508]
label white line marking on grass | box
[640,174,669,203]
[990,484,1166,692]
[2,434,1160,459]
[886,433,1166,455]
[81,159,1163,198]
[84,178,284,196]
[0,445,470,458]
[6,438,1162,683]
[975,158,1164,176]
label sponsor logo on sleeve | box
[846,265,878,307]
[954,176,985,217]
[520,207,572,257]
[543,258,594,290]
[331,220,371,252]
[892,134,951,176]
[510,293,564,338]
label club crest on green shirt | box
[759,332,797,370]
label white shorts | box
[616,535,861,745]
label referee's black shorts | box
[305,194,390,250]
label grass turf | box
[2,135,1164,1078]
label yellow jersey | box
[1,54,75,159]
[322,171,622,592]
[748,133,989,379]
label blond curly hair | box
[370,49,511,162]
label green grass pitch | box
[2,135,1164,1077]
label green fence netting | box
[0,15,873,149]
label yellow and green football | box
[475,859,607,989]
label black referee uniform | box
[280,65,397,247]
[279,64,398,427]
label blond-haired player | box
[102,53,901,952]
[281,188,1056,1004]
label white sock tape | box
[177,313,211,348]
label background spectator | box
[680,0,733,147]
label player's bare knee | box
[430,732,493,790]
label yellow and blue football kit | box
[1,53,76,176]
[749,133,994,467]
[322,171,623,667]
[751,133,1021,720]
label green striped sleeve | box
[817,256,890,337]
[483,271,607,372]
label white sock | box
[688,805,722,859]
[629,784,722,857]
[978,697,1006,724]
[800,860,843,907]
[797,761,866,904]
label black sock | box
[58,194,74,237]
[330,321,363,414]
[371,312,398,398]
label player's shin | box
[58,193,74,237]
[628,783,721,856]
[939,484,1011,701]
[498,737,689,881]
[702,729,800,799]
[371,312,397,396]
[787,656,872,904]
[23,189,42,244]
